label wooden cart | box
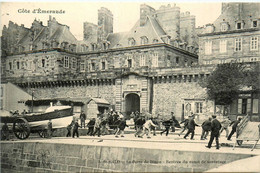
[233,115,260,151]
[1,106,73,140]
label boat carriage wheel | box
[237,140,243,146]
[13,118,31,140]
[38,130,47,138]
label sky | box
[0,1,223,40]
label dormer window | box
[140,36,148,45]
[220,22,229,32]
[237,23,241,29]
[205,24,215,33]
[252,20,258,28]
[128,38,136,46]
[236,21,244,30]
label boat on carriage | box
[1,106,73,140]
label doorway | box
[125,93,140,117]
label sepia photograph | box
[0,1,260,172]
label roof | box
[113,16,166,48]
[87,97,110,105]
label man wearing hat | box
[206,115,222,149]
[227,117,242,141]
[183,114,199,140]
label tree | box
[205,63,246,106]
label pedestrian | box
[101,117,110,135]
[160,119,172,136]
[227,117,242,141]
[206,115,222,149]
[183,114,199,140]
[219,116,231,138]
[139,118,157,138]
[72,119,80,138]
[201,117,212,140]
[151,117,158,136]
[171,114,181,133]
[178,116,189,136]
[87,118,95,136]
[1,122,9,140]
[93,116,102,137]
[47,120,52,138]
[115,117,129,137]
[66,121,73,137]
[134,116,145,137]
[80,111,86,128]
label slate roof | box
[111,16,167,48]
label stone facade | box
[198,3,260,65]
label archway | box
[125,93,140,117]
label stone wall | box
[153,81,208,120]
[34,84,116,106]
[0,141,256,173]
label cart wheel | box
[13,118,30,140]
[38,130,47,138]
[237,140,243,146]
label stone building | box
[198,2,260,121]
[1,3,260,121]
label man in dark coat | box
[178,117,189,136]
[87,118,95,136]
[227,117,242,140]
[183,115,199,140]
[66,121,73,137]
[160,119,172,136]
[1,122,9,140]
[80,111,86,128]
[134,116,145,137]
[201,117,212,140]
[206,115,222,149]
[72,119,80,138]
[115,118,129,137]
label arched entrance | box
[125,93,140,117]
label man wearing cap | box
[183,114,199,140]
[227,117,242,141]
[206,115,222,149]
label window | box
[17,61,20,70]
[238,98,251,114]
[80,61,85,72]
[21,61,27,69]
[8,62,12,70]
[237,22,241,29]
[141,36,148,45]
[219,40,227,53]
[221,23,228,32]
[42,59,45,68]
[72,58,77,69]
[64,56,69,68]
[128,38,136,46]
[195,102,203,113]
[250,37,258,51]
[153,39,159,43]
[252,99,259,114]
[91,62,95,71]
[101,61,106,70]
[152,53,158,67]
[49,59,55,67]
[252,20,258,28]
[128,59,132,68]
[140,54,146,66]
[176,57,179,65]
[205,41,212,55]
[28,60,32,70]
[235,38,242,52]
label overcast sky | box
[1,1,222,40]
